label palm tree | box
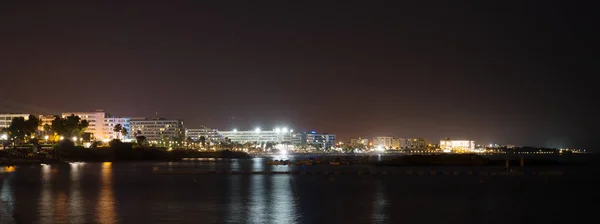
[120,127,128,140]
[113,124,123,140]
[199,136,206,147]
[43,124,51,137]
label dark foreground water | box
[1,156,598,224]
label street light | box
[72,137,78,141]
[60,136,64,140]
[0,134,7,150]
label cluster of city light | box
[274,127,293,133]
[0,134,7,140]
[230,127,294,134]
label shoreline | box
[2,153,597,167]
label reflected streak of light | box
[39,165,53,224]
[0,175,15,222]
[248,175,266,223]
[372,180,388,222]
[3,166,16,173]
[271,175,297,223]
[252,157,264,172]
[97,162,116,224]
[54,192,68,223]
[69,162,84,223]
[226,175,243,222]
[231,159,240,171]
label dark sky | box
[1,1,597,149]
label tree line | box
[1,114,89,146]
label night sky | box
[1,1,596,149]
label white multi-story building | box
[218,127,299,144]
[38,115,55,128]
[185,127,221,143]
[373,136,394,149]
[0,113,31,129]
[61,110,107,140]
[103,117,130,140]
[397,138,427,149]
[305,132,336,149]
[129,118,184,141]
[440,139,475,151]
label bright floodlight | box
[44,135,49,140]
[0,134,7,140]
[280,149,287,155]
[60,136,64,140]
[233,129,237,133]
[282,127,288,133]
[72,137,78,141]
[376,145,384,152]
[275,128,281,133]
[255,128,261,133]
[290,129,293,133]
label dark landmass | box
[374,154,594,166]
[0,141,249,165]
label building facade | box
[185,127,221,143]
[397,138,427,149]
[38,115,55,129]
[61,110,107,140]
[129,118,184,141]
[103,117,130,140]
[218,128,299,144]
[0,113,31,129]
[440,139,475,151]
[373,136,394,149]
[350,137,369,146]
[305,132,336,149]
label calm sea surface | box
[1,155,598,224]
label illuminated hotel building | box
[61,110,107,140]
[440,139,475,151]
[218,128,302,144]
[373,136,393,149]
[305,132,336,149]
[397,138,427,149]
[185,127,221,143]
[129,117,184,141]
[0,113,31,129]
[38,115,55,130]
[103,117,130,140]
[350,137,369,146]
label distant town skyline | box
[0,109,587,150]
[1,2,596,149]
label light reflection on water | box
[226,172,243,222]
[270,175,298,223]
[69,163,84,223]
[39,165,52,224]
[0,158,596,223]
[248,174,266,223]
[97,162,116,224]
[372,180,388,222]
